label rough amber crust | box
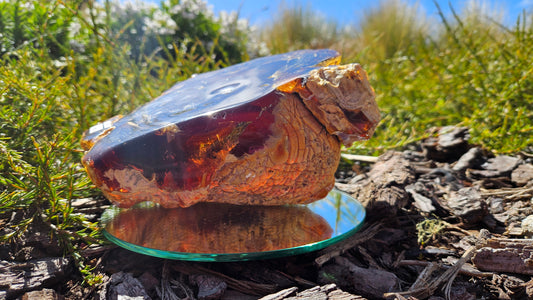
[299,64,379,145]
[85,93,340,208]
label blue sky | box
[202,0,531,26]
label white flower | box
[144,11,178,35]
[169,0,213,19]
[68,21,82,37]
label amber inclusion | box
[82,49,380,208]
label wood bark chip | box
[468,155,521,178]
[190,274,228,300]
[472,238,533,275]
[335,151,414,216]
[452,147,483,171]
[511,163,533,186]
[108,271,151,300]
[20,288,61,300]
[318,256,400,299]
[258,284,366,300]
[259,287,299,300]
[446,187,488,225]
[421,126,470,162]
[522,215,533,238]
[0,257,71,299]
[405,183,436,213]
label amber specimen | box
[82,49,380,208]
[105,203,333,253]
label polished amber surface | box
[82,49,380,208]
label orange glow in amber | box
[106,203,333,253]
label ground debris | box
[468,155,521,178]
[336,151,415,217]
[191,274,228,300]
[259,284,366,300]
[472,238,533,275]
[20,288,61,300]
[0,257,71,299]
[5,125,533,300]
[318,256,399,299]
[452,147,483,172]
[511,163,533,186]
[108,271,151,300]
[421,126,470,162]
[446,187,488,225]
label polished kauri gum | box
[81,49,380,208]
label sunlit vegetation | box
[260,0,533,154]
[0,0,531,282]
[0,0,258,280]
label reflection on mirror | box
[101,189,365,261]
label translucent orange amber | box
[82,49,380,208]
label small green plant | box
[416,218,447,246]
[319,271,337,283]
[0,0,72,58]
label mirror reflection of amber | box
[106,203,333,253]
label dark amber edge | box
[100,190,366,262]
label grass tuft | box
[260,0,533,154]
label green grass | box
[261,0,533,154]
[0,0,235,280]
[0,0,532,283]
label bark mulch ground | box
[2,126,533,299]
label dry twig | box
[481,186,533,200]
[384,230,490,300]
[398,260,493,278]
[315,222,382,266]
